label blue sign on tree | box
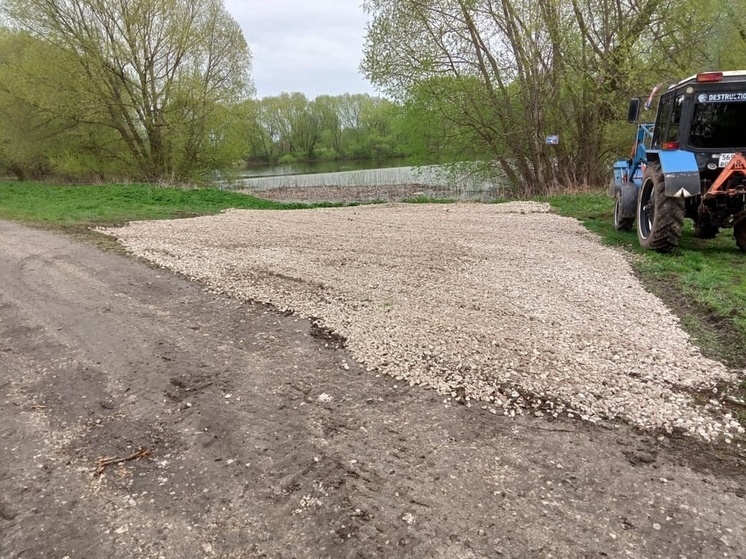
[545,135,559,145]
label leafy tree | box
[398,76,493,163]
[313,95,344,155]
[0,30,128,180]
[673,0,746,71]
[290,93,322,159]
[1,0,253,180]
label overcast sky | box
[223,1,378,100]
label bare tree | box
[362,0,699,195]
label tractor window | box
[653,94,673,147]
[689,97,746,149]
[666,95,684,142]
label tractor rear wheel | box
[637,163,685,252]
[734,211,746,252]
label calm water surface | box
[241,158,417,179]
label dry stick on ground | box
[95,448,151,476]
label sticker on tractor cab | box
[697,92,746,103]
[719,153,735,167]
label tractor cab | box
[650,72,746,182]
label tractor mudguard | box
[657,150,700,198]
[617,181,638,220]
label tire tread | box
[638,164,684,252]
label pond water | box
[240,158,417,179]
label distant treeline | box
[243,91,468,166]
[245,93,411,165]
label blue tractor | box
[609,71,746,252]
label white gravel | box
[100,202,745,441]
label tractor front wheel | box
[637,163,684,252]
[614,194,634,231]
[614,183,637,231]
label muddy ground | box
[1,219,745,559]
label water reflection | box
[241,158,417,179]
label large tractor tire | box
[614,182,637,231]
[636,163,685,252]
[734,211,746,252]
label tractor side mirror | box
[627,98,642,123]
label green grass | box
[1,181,354,256]
[547,192,746,371]
[0,181,318,226]
[0,181,344,250]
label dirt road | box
[1,219,745,559]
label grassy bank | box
[0,182,308,225]
[0,182,325,249]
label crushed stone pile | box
[101,202,744,441]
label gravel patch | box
[100,202,744,441]
[237,183,457,203]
